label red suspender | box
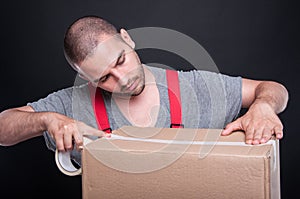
[89,69,183,132]
[88,84,112,133]
[166,70,184,128]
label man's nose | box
[111,68,128,85]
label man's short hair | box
[64,15,117,65]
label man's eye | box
[99,75,110,83]
[117,55,125,65]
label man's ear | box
[120,28,135,49]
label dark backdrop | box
[0,0,299,198]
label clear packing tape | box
[55,134,278,176]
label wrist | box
[250,98,276,114]
[39,112,55,131]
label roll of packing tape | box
[55,136,96,176]
[55,149,82,176]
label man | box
[0,16,289,161]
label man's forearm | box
[222,80,289,144]
[254,81,289,114]
[0,109,48,146]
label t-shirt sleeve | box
[27,88,73,116]
[201,71,242,126]
[27,88,73,152]
[218,73,242,123]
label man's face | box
[79,34,145,97]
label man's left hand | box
[221,101,283,144]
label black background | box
[0,0,299,198]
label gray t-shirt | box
[28,66,242,165]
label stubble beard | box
[114,65,146,97]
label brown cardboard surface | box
[82,126,280,199]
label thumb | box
[78,122,109,138]
[221,119,243,136]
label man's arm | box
[222,78,289,144]
[0,106,106,150]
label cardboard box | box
[82,126,280,199]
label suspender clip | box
[103,127,112,134]
[170,123,184,128]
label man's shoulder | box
[146,65,166,73]
[47,82,89,97]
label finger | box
[245,127,255,145]
[80,124,107,137]
[252,131,262,145]
[54,132,65,151]
[274,126,283,139]
[252,124,268,145]
[73,131,83,151]
[63,131,73,151]
[259,128,272,144]
[221,119,242,136]
[252,126,270,145]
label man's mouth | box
[127,78,139,91]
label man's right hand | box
[45,112,107,151]
[0,106,107,150]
